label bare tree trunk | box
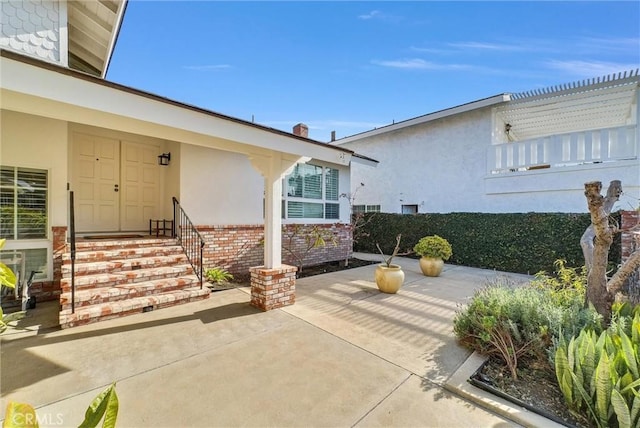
[584,181,616,320]
[581,180,622,273]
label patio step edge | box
[59,288,210,329]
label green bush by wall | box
[355,211,622,275]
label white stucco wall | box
[342,107,640,214]
[0,0,65,65]
[1,110,68,228]
[179,144,264,225]
[344,108,495,213]
[179,145,353,225]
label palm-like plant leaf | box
[555,344,574,405]
[2,402,39,428]
[612,388,632,428]
[78,383,118,428]
[595,352,612,426]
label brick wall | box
[24,226,66,303]
[281,223,352,268]
[198,225,264,278]
[620,210,640,304]
[198,223,352,277]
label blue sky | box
[107,1,640,141]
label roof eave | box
[1,49,358,166]
[334,93,511,145]
[102,0,129,78]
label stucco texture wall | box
[1,110,68,226]
[179,144,264,225]
[342,108,640,214]
[344,109,493,213]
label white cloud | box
[447,41,526,52]
[574,36,640,55]
[357,10,402,23]
[372,58,471,71]
[544,60,639,78]
[183,64,232,71]
[358,10,381,20]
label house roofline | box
[102,0,129,78]
[1,49,357,159]
[333,93,511,145]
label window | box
[353,205,380,213]
[1,166,48,239]
[284,164,340,220]
[1,166,49,280]
[401,204,418,214]
[0,248,48,281]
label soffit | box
[67,0,126,77]
[496,70,639,141]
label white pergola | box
[496,70,639,142]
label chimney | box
[293,123,309,138]
[331,131,336,142]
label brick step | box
[59,275,201,310]
[59,287,211,329]
[60,265,195,293]
[61,254,189,278]
[62,245,184,264]
[72,238,178,252]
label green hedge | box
[355,211,622,275]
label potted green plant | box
[374,234,405,293]
[413,235,452,277]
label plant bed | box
[472,357,587,428]
[297,258,378,278]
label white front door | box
[74,133,120,232]
[120,141,160,231]
[73,133,161,233]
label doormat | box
[82,234,145,240]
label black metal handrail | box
[172,197,205,288]
[69,190,76,313]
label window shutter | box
[325,203,339,219]
[325,168,339,200]
[0,167,48,239]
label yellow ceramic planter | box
[375,264,405,293]
[419,257,444,277]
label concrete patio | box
[1,255,564,427]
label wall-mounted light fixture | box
[158,152,171,166]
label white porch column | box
[249,152,307,311]
[263,154,283,268]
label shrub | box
[356,211,622,275]
[453,278,600,379]
[555,306,640,428]
[529,259,587,308]
[413,235,452,260]
[205,267,233,284]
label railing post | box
[171,197,205,287]
[200,242,204,289]
[69,191,76,314]
[172,197,177,238]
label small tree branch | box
[607,249,640,295]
